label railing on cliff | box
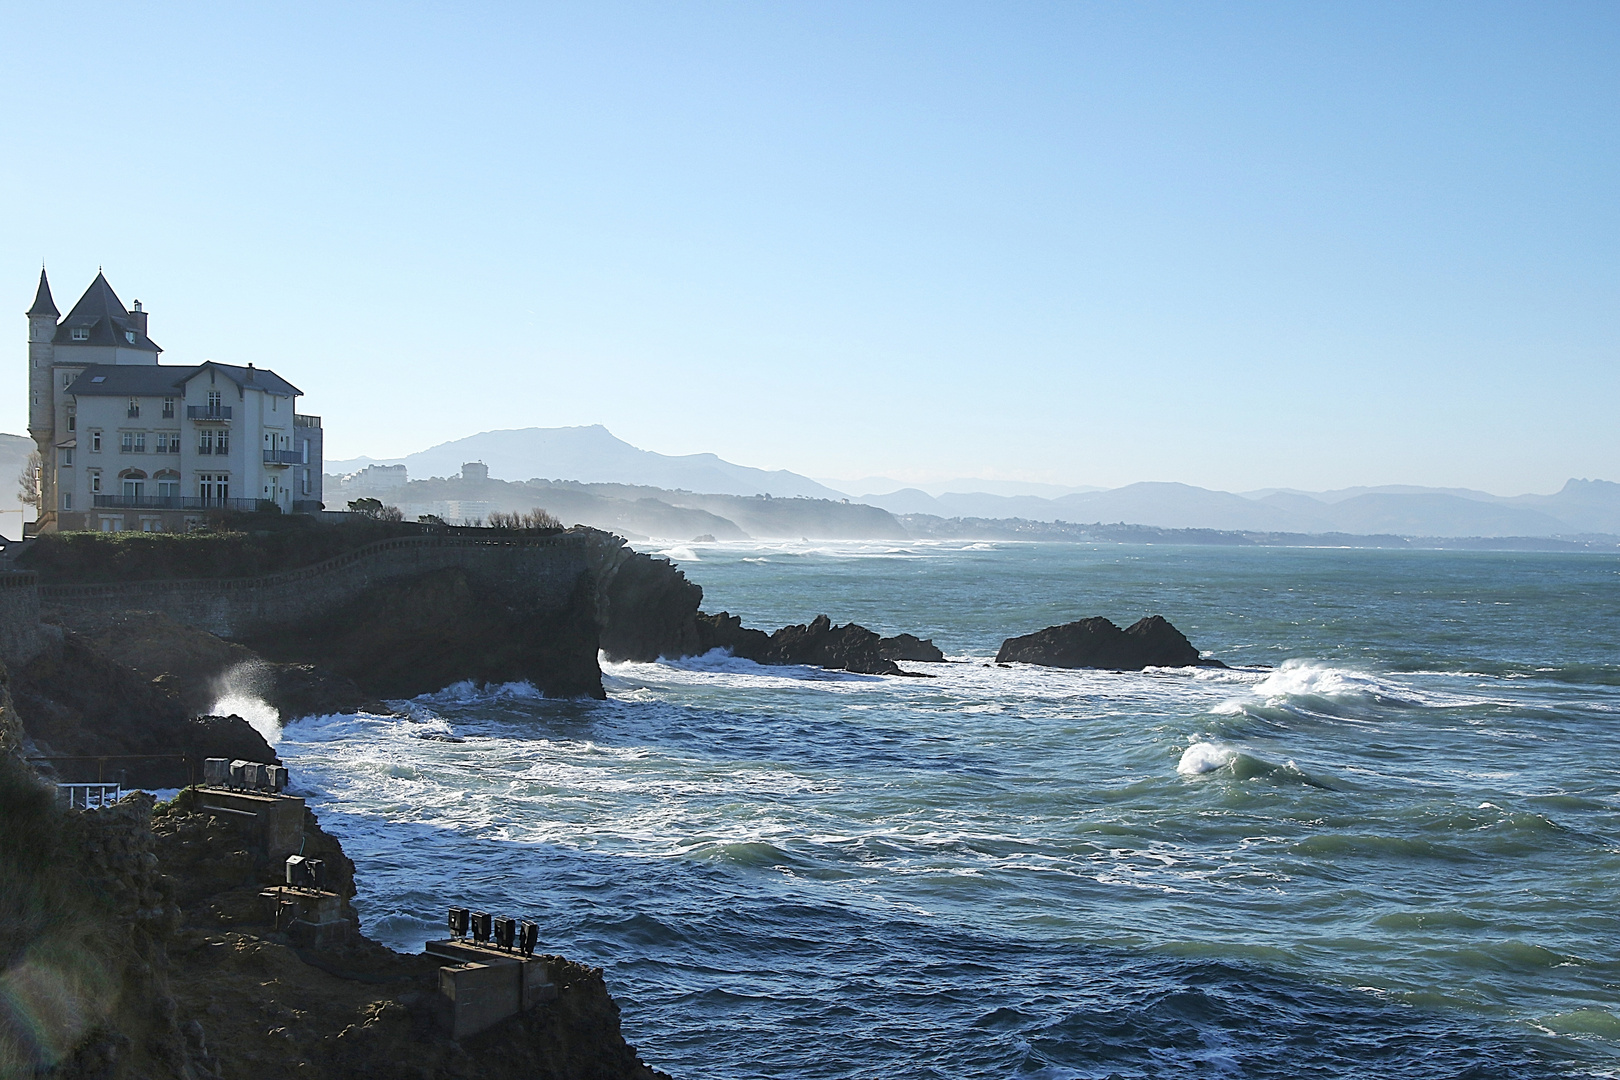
[36,531,598,601]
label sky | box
[2,1,1615,495]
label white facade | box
[25,269,324,533]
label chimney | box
[128,299,148,337]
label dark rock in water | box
[696,612,941,676]
[878,633,946,663]
[995,615,1227,670]
[187,714,280,767]
[694,611,773,661]
[691,534,717,543]
[767,615,900,675]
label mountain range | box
[326,425,844,500]
[331,426,1617,538]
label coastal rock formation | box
[0,753,668,1079]
[589,539,704,662]
[11,630,278,785]
[52,609,383,720]
[248,566,606,700]
[995,615,1227,670]
[879,633,946,663]
[696,612,943,675]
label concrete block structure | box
[426,938,558,1039]
[24,268,324,533]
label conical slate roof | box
[26,268,58,318]
[53,271,160,352]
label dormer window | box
[125,331,136,343]
[70,327,89,341]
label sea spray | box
[210,660,283,746]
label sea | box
[267,541,1620,1079]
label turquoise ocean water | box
[278,541,1620,1078]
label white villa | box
[25,268,324,533]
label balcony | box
[186,406,232,420]
[263,449,303,465]
[93,495,274,512]
[293,414,321,428]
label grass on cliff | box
[18,515,425,584]
[0,756,119,1072]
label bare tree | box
[17,450,40,510]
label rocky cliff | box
[0,757,669,1079]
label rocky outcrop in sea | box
[696,612,944,675]
[995,615,1226,670]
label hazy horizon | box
[4,3,1615,493]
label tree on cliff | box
[347,497,403,522]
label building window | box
[208,390,222,411]
[61,448,73,466]
[133,433,146,453]
[198,473,229,505]
[162,398,175,419]
[120,432,133,453]
[61,492,72,510]
[89,471,101,494]
[61,372,72,389]
[122,478,144,499]
[198,429,214,455]
[125,331,136,344]
[67,411,75,431]
[217,430,229,453]
[127,398,140,418]
[157,475,179,499]
[90,430,101,453]
[71,328,89,341]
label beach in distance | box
[279,539,1620,1080]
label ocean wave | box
[1176,740,1331,787]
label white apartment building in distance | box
[25,268,324,533]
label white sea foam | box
[1178,741,1237,776]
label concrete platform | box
[196,786,306,858]
[424,938,557,1039]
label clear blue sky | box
[3,1,1614,494]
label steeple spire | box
[26,267,58,318]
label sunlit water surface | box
[278,542,1620,1078]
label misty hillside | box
[327,425,843,500]
[860,478,1620,538]
[333,468,907,541]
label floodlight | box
[493,916,516,951]
[519,921,538,957]
[471,911,492,943]
[448,906,470,939]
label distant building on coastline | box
[24,268,324,533]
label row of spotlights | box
[447,907,539,957]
